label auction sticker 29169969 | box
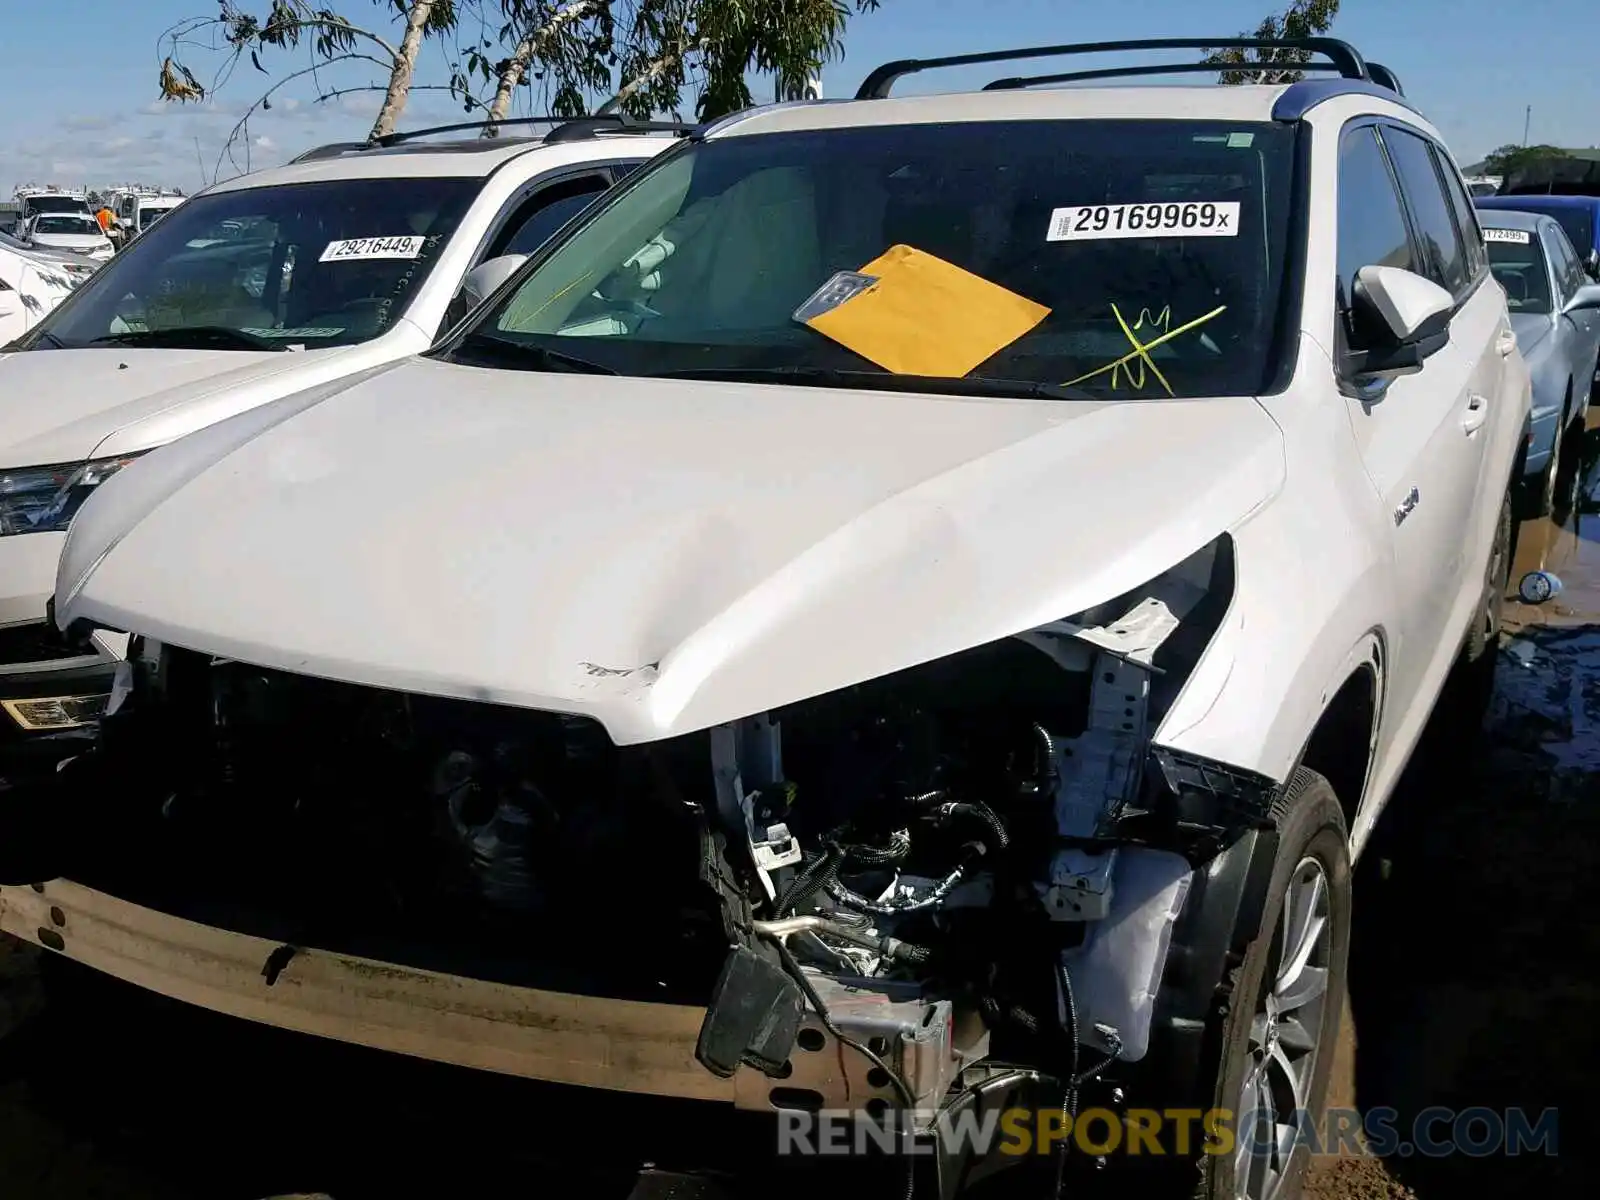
[1047,201,1241,242]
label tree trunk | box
[599,41,702,115]
[369,1,436,141]
[485,1,600,126]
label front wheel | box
[1444,486,1514,732]
[1193,768,1352,1200]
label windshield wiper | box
[454,332,618,375]
[88,326,290,352]
[647,365,1095,401]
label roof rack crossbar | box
[855,36,1370,99]
[984,58,1345,91]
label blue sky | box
[3,0,1597,196]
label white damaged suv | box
[2,37,1528,1200]
[0,115,682,779]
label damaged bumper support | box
[0,879,980,1118]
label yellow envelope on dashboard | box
[796,244,1050,378]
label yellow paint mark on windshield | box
[1064,302,1228,396]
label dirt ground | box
[4,440,1600,1199]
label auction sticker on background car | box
[319,235,426,261]
[1047,201,1240,241]
[1483,228,1531,245]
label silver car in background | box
[1479,208,1600,516]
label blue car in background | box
[1477,194,1600,281]
[1477,207,1600,516]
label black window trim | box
[487,173,615,260]
[466,160,641,274]
[1332,119,1414,328]
[1260,118,1314,396]
[1367,117,1489,308]
[1431,139,1489,281]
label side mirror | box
[1346,265,1455,380]
[458,254,528,309]
[1564,282,1600,314]
[1586,249,1600,281]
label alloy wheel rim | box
[1485,507,1508,639]
[1234,857,1332,1200]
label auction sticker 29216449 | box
[319,235,427,262]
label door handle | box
[1496,329,1518,356]
[1463,393,1490,434]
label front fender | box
[1156,347,1395,789]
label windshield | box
[29,177,480,351]
[140,204,180,230]
[464,120,1298,399]
[33,215,99,236]
[1485,228,1552,314]
[23,196,87,216]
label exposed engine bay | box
[18,535,1281,1148]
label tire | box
[1192,768,1351,1200]
[1464,485,1513,666]
[1439,485,1513,734]
[1535,390,1577,520]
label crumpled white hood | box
[60,358,1286,743]
[0,346,347,467]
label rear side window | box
[1383,128,1469,295]
[1336,126,1415,340]
[1550,209,1596,262]
[1436,150,1487,279]
[1546,226,1584,301]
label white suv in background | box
[4,38,1529,1200]
[0,115,682,779]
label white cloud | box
[61,114,118,132]
[253,135,277,150]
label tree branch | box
[485,0,603,125]
[599,38,707,116]
[212,51,390,179]
[158,9,402,104]
[317,82,489,111]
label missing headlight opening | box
[13,538,1263,1159]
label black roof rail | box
[856,37,1371,99]
[1366,62,1403,95]
[286,114,692,161]
[984,59,1349,90]
[371,113,693,148]
[289,141,369,163]
[543,114,697,143]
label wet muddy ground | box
[4,438,1600,1199]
